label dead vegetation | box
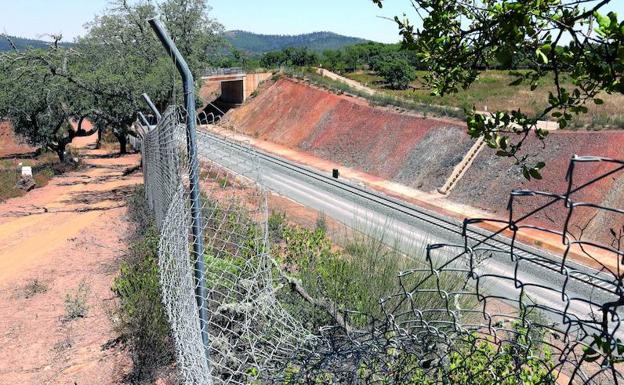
[64,280,90,320]
[21,278,48,299]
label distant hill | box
[2,31,366,54]
[0,36,73,51]
[224,31,368,54]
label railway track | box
[197,128,618,297]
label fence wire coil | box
[136,102,624,384]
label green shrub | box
[444,329,555,385]
[204,252,246,290]
[64,280,90,320]
[376,56,417,90]
[112,186,173,381]
[273,220,474,329]
[268,210,287,241]
[286,324,555,385]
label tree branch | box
[271,258,356,334]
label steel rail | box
[197,128,618,295]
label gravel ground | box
[393,125,473,191]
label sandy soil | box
[0,134,140,385]
[316,68,377,95]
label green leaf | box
[594,11,611,29]
[548,92,558,106]
[529,168,542,180]
[522,166,531,180]
[536,48,548,64]
[536,128,549,140]
[594,98,604,105]
[509,77,523,86]
[584,352,601,363]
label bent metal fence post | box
[142,92,162,122]
[148,18,211,373]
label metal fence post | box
[142,93,162,121]
[136,112,152,208]
[148,18,210,365]
[137,112,152,130]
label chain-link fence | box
[134,18,623,385]
[135,99,624,384]
[138,106,317,384]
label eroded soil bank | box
[225,77,473,191]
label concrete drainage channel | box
[438,136,486,195]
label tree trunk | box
[116,133,127,155]
[95,128,103,149]
[55,145,66,162]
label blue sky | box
[2,1,624,44]
[0,0,408,43]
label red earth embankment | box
[0,121,35,157]
[451,131,624,245]
[225,78,473,190]
[225,76,624,250]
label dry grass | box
[22,279,49,299]
[0,166,24,201]
[0,152,60,202]
[345,70,624,129]
[64,280,90,320]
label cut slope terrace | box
[212,76,624,271]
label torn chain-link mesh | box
[140,106,315,385]
[137,105,624,384]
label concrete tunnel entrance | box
[200,70,273,120]
[220,79,245,104]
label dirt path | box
[0,137,140,385]
[316,68,377,95]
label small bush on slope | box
[64,280,90,320]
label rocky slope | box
[225,77,472,191]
